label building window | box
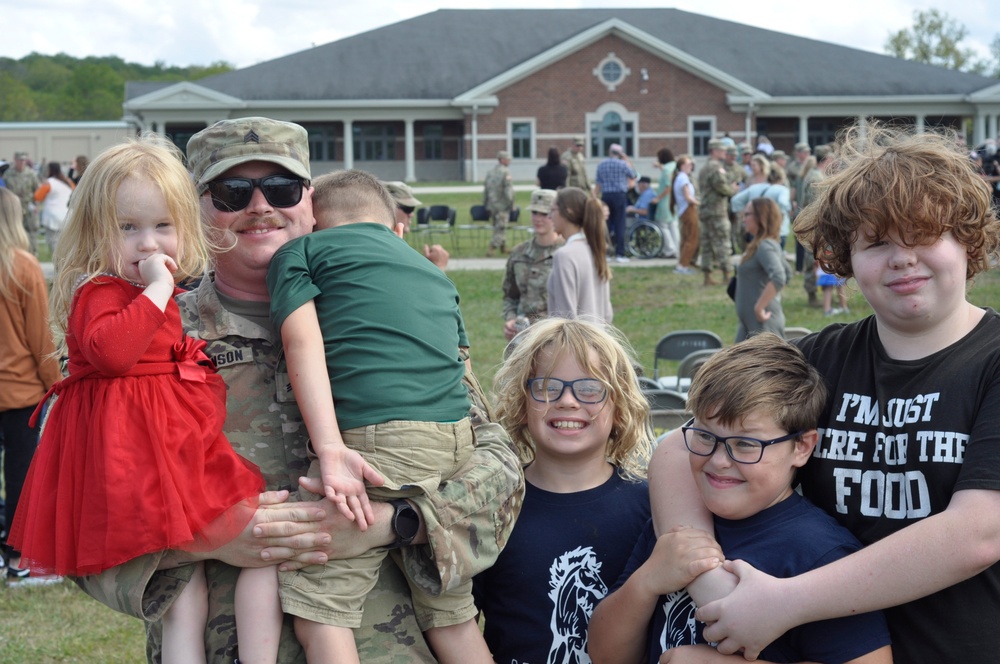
[353,124,396,161]
[593,53,631,92]
[691,119,714,157]
[590,111,634,157]
[807,119,840,148]
[511,121,533,159]
[303,123,338,161]
[424,124,443,160]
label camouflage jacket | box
[6,166,40,210]
[483,164,514,213]
[75,273,524,664]
[501,237,565,322]
[561,149,590,190]
[786,160,804,205]
[726,162,748,192]
[799,168,825,212]
[697,158,737,218]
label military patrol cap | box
[187,117,311,193]
[573,136,585,146]
[725,144,738,154]
[794,142,811,153]
[13,151,28,160]
[708,139,726,151]
[770,150,787,161]
[738,142,752,152]
[497,150,511,161]
[815,144,833,160]
[528,188,557,214]
[383,181,422,207]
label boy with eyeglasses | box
[265,169,492,664]
[588,333,892,664]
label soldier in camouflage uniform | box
[724,144,748,252]
[797,145,833,308]
[484,150,515,256]
[75,117,524,664]
[6,152,41,255]
[501,189,563,341]
[561,136,590,191]
[787,142,811,274]
[697,139,737,286]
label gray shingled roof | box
[126,9,997,102]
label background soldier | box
[6,152,41,254]
[561,136,590,191]
[697,139,737,286]
[725,144,748,252]
[501,189,563,340]
[788,142,811,273]
[484,150,515,256]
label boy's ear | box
[791,429,818,468]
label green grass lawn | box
[6,248,999,659]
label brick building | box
[122,8,1000,182]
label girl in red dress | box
[9,136,277,664]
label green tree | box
[0,52,234,121]
[885,9,982,71]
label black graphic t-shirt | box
[796,310,1000,664]
[473,472,649,664]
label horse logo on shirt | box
[546,546,607,664]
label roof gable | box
[124,81,244,110]
[126,9,999,104]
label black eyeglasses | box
[526,378,608,404]
[681,418,801,464]
[205,175,308,212]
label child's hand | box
[317,446,385,530]
[138,253,178,287]
[642,526,724,595]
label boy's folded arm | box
[648,428,738,607]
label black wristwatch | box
[386,499,420,549]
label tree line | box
[0,53,232,122]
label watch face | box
[393,502,420,541]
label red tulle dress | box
[9,277,264,576]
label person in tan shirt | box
[0,188,61,574]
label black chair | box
[419,205,456,247]
[653,330,723,389]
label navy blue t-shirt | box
[474,471,650,664]
[610,493,890,663]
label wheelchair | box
[626,215,665,258]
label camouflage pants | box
[698,214,732,273]
[803,264,817,296]
[490,210,510,250]
[23,209,38,255]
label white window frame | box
[688,116,716,157]
[508,118,536,160]
[593,52,631,92]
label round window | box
[601,61,623,84]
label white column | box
[404,119,416,182]
[343,119,354,170]
[798,115,808,145]
[914,115,925,134]
[973,112,985,147]
[471,106,479,182]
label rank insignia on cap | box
[244,130,260,144]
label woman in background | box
[536,147,568,190]
[651,148,678,258]
[0,188,62,576]
[34,162,75,257]
[671,154,699,275]
[733,197,790,342]
[547,187,612,324]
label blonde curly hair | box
[493,318,652,480]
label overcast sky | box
[2,1,998,70]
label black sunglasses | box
[398,204,415,215]
[205,175,309,212]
